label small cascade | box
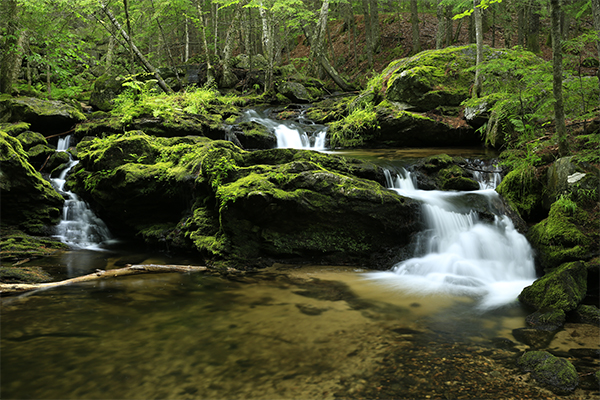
[51,136,112,250]
[368,166,536,309]
[469,159,502,190]
[241,109,327,150]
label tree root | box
[0,264,237,296]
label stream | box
[2,112,598,399]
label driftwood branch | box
[0,264,235,296]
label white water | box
[51,136,112,250]
[369,166,536,310]
[242,109,327,150]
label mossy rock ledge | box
[0,96,86,134]
[0,131,63,234]
[68,132,421,267]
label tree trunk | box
[258,0,274,92]
[445,5,453,46]
[195,0,216,86]
[46,63,52,98]
[436,0,445,49]
[551,0,567,156]
[592,0,600,101]
[527,3,541,53]
[100,2,173,93]
[410,0,421,53]
[150,0,181,87]
[185,18,190,62]
[370,0,380,52]
[0,0,21,94]
[222,2,242,82]
[473,0,484,98]
[0,264,241,296]
[123,0,135,71]
[517,6,525,46]
[361,0,374,68]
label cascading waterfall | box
[51,136,112,249]
[241,109,327,150]
[369,164,536,309]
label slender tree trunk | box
[258,0,274,91]
[46,63,52,98]
[222,2,242,84]
[150,0,181,87]
[123,0,135,71]
[517,6,525,46]
[436,0,445,49]
[410,0,421,53]
[0,0,21,94]
[473,0,483,98]
[106,30,115,73]
[195,0,215,86]
[185,18,190,62]
[527,3,541,53]
[592,0,600,102]
[100,2,173,93]
[362,0,374,68]
[445,6,453,46]
[370,0,380,52]
[551,0,567,156]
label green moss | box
[17,131,49,150]
[517,351,579,394]
[496,165,543,219]
[0,226,68,262]
[0,121,30,137]
[519,261,587,312]
[527,200,592,270]
[328,105,379,148]
[0,266,53,283]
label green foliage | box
[328,103,379,148]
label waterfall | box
[368,165,536,309]
[51,136,112,250]
[241,109,327,150]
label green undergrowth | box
[328,103,379,147]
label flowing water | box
[240,109,327,150]
[50,136,112,249]
[368,167,537,310]
[4,120,596,399]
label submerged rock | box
[517,351,579,394]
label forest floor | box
[288,12,599,88]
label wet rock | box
[0,96,86,134]
[295,303,328,316]
[490,337,520,352]
[228,121,276,149]
[519,261,587,313]
[517,350,579,394]
[277,82,312,103]
[512,328,556,349]
[567,348,600,360]
[525,308,566,332]
[16,130,47,150]
[573,304,600,325]
[0,131,63,234]
[89,74,124,111]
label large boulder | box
[518,261,587,312]
[89,74,125,111]
[0,96,86,134]
[68,133,421,266]
[517,351,579,394]
[0,131,63,234]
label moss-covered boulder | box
[409,154,480,192]
[227,121,277,149]
[544,156,600,209]
[517,351,579,394]
[527,199,594,271]
[89,73,125,111]
[573,304,600,325]
[518,261,587,312]
[16,131,47,150]
[496,165,544,221]
[0,96,86,134]
[0,131,63,234]
[68,133,421,266]
[0,121,30,137]
[277,81,312,103]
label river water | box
[2,117,597,399]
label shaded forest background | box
[1,0,598,98]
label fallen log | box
[0,264,233,296]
